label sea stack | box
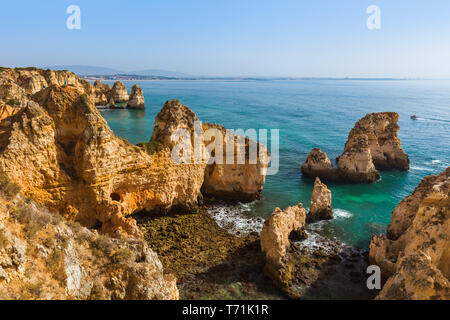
[308,177,333,222]
[201,122,270,202]
[301,148,338,181]
[127,84,145,109]
[151,99,270,202]
[337,135,380,183]
[110,81,129,103]
[369,167,449,300]
[343,112,409,171]
[260,204,307,288]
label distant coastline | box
[82,74,448,82]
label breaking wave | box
[207,202,265,236]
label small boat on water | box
[411,115,418,120]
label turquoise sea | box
[100,80,450,248]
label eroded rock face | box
[110,81,129,103]
[0,194,178,300]
[301,112,408,183]
[151,99,201,151]
[127,84,145,109]
[301,148,337,181]
[0,86,205,237]
[308,177,333,222]
[346,112,409,171]
[202,122,270,201]
[369,167,450,300]
[260,204,306,288]
[151,100,270,202]
[337,135,380,183]
[0,67,111,107]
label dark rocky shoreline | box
[133,205,379,300]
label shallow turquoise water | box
[100,80,450,248]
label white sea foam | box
[207,202,264,236]
[294,230,346,255]
[411,166,434,172]
[333,208,354,219]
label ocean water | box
[100,80,450,248]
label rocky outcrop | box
[308,177,333,222]
[301,148,337,181]
[0,69,268,239]
[0,67,111,107]
[301,112,408,183]
[260,204,306,289]
[369,167,450,300]
[0,105,21,122]
[0,86,205,238]
[345,112,409,171]
[110,81,129,103]
[337,135,380,183]
[151,99,270,202]
[201,122,270,201]
[127,84,145,109]
[0,193,178,300]
[151,99,201,151]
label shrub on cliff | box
[0,174,20,197]
[136,141,164,155]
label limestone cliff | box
[0,86,205,238]
[308,177,333,222]
[369,167,450,300]
[345,112,409,171]
[127,84,145,109]
[202,122,270,201]
[151,99,270,202]
[0,191,178,300]
[0,67,109,107]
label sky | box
[1,0,450,78]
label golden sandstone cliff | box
[0,189,178,300]
[370,167,450,300]
[0,67,270,299]
[302,112,409,183]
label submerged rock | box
[127,84,145,109]
[369,167,450,300]
[308,177,333,222]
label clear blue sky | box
[1,0,450,77]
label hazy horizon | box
[1,0,450,78]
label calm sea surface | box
[100,80,450,248]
